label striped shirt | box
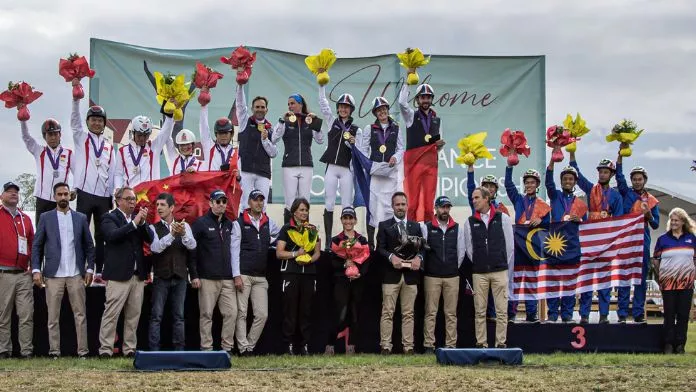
[653,231,696,291]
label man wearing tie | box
[98,187,150,358]
[377,192,424,355]
[31,182,95,358]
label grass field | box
[1,327,695,391]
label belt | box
[0,269,25,274]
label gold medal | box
[305,115,313,125]
[288,114,297,123]
[424,134,432,143]
[600,211,608,218]
[640,201,648,211]
[563,215,571,222]
[379,145,387,154]
[257,123,264,132]
[343,131,351,140]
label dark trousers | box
[662,289,692,347]
[547,295,576,321]
[330,276,365,347]
[281,274,315,346]
[148,277,187,351]
[35,197,57,227]
[76,189,112,274]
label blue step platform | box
[133,350,231,371]
[435,348,523,366]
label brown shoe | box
[346,345,355,355]
[380,348,391,355]
[404,348,414,355]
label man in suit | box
[377,191,424,355]
[98,186,150,358]
[31,182,95,358]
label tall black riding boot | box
[367,225,376,250]
[324,209,334,251]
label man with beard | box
[398,83,446,222]
[545,159,588,323]
[505,166,551,323]
[233,190,280,355]
[570,151,624,324]
[31,183,94,358]
[377,192,424,355]
[20,118,73,225]
[420,196,465,353]
[615,146,659,324]
[464,187,514,348]
[467,166,510,322]
[190,190,239,354]
[235,84,277,210]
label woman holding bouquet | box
[276,198,321,355]
[326,206,370,355]
[271,95,324,224]
[317,84,360,247]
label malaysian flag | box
[512,213,645,301]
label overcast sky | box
[2,0,695,201]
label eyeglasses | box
[120,196,137,202]
[214,199,228,205]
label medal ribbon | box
[45,147,63,171]
[419,110,432,137]
[522,196,536,221]
[128,144,146,168]
[89,134,105,159]
[215,144,234,165]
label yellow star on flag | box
[163,184,170,190]
[136,188,150,203]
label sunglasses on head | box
[214,198,228,205]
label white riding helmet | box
[130,115,153,134]
[175,129,196,145]
[415,83,435,97]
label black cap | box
[340,206,357,218]
[209,189,227,201]
[3,182,19,192]
[248,189,265,201]
[435,196,452,207]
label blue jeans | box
[547,295,576,321]
[579,289,610,317]
[149,277,187,350]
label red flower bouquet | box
[499,128,530,166]
[58,53,95,100]
[0,81,43,121]
[330,237,369,279]
[545,125,575,162]
[193,62,224,106]
[220,46,257,85]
